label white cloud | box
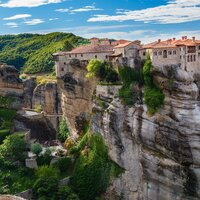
[56,5,102,14]
[49,18,59,21]
[0,0,63,8]
[5,22,18,28]
[3,14,31,20]
[24,19,44,25]
[88,0,200,24]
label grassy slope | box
[0,32,89,74]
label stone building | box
[54,38,141,78]
[140,36,200,74]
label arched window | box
[163,50,167,58]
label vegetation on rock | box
[31,143,43,156]
[143,55,165,115]
[118,66,143,106]
[58,117,69,142]
[86,59,119,83]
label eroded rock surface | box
[91,66,200,200]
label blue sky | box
[1,0,200,43]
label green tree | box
[86,59,103,79]
[31,143,42,156]
[0,134,26,162]
[58,118,69,142]
[33,165,59,200]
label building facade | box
[54,38,141,78]
[140,36,200,74]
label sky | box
[1,0,200,43]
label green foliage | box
[58,117,69,142]
[0,134,26,162]
[36,148,52,166]
[0,32,89,74]
[86,59,119,83]
[0,165,36,194]
[31,143,42,156]
[33,165,59,199]
[0,96,12,108]
[0,129,10,144]
[57,186,80,200]
[53,157,72,174]
[118,66,143,86]
[34,104,42,113]
[143,56,165,115]
[118,66,143,106]
[144,86,165,115]
[70,133,122,200]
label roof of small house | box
[142,37,200,49]
[114,41,141,49]
[54,44,114,56]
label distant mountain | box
[0,32,89,74]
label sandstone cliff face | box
[57,59,96,135]
[23,79,61,129]
[0,63,23,109]
[91,66,200,200]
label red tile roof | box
[54,44,114,56]
[114,41,141,48]
[143,37,200,49]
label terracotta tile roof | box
[54,44,114,56]
[114,41,140,48]
[142,37,200,49]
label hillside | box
[0,32,89,74]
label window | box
[168,51,172,55]
[158,51,162,55]
[187,55,190,62]
[75,54,77,58]
[191,55,193,62]
[95,55,97,59]
[105,55,108,59]
[188,46,196,53]
[194,55,196,62]
[163,50,167,58]
[143,52,146,56]
[154,52,157,56]
[61,67,64,71]
[173,50,176,55]
[69,54,71,58]
[81,54,83,57]
[180,55,182,59]
[199,46,200,50]
[64,62,66,65]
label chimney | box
[90,37,99,45]
[158,39,161,43]
[192,36,196,42]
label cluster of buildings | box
[54,36,200,78]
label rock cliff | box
[91,65,200,200]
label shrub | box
[58,118,69,142]
[37,148,52,166]
[34,104,42,113]
[0,129,10,144]
[33,165,59,199]
[118,66,143,106]
[0,134,26,162]
[143,55,165,115]
[54,157,72,174]
[70,133,111,200]
[31,143,42,156]
[144,86,165,115]
[86,59,119,83]
[57,186,79,200]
